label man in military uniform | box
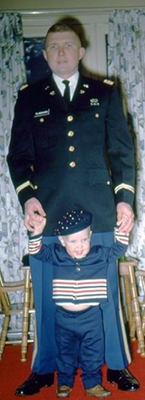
[7,22,139,396]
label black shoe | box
[15,372,54,396]
[107,368,140,391]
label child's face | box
[59,226,92,259]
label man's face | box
[43,31,85,79]
[59,227,92,259]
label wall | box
[0,0,145,11]
[22,12,109,79]
[1,1,145,87]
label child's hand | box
[30,215,46,236]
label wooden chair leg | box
[21,268,31,362]
[123,275,136,341]
[0,314,10,360]
[30,287,34,310]
[136,271,145,336]
[142,309,145,334]
[128,264,145,357]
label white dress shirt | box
[52,71,79,101]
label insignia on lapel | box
[90,98,100,106]
[50,91,55,96]
[103,79,114,86]
[83,84,89,88]
[45,85,50,90]
[34,109,50,118]
[79,90,85,94]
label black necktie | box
[63,80,70,105]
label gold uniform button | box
[67,115,73,122]
[34,185,38,189]
[69,161,76,168]
[39,118,44,122]
[69,146,75,152]
[76,267,81,272]
[107,181,111,185]
[95,113,99,118]
[68,130,74,137]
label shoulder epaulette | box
[20,84,28,91]
[103,79,114,86]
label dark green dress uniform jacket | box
[7,74,135,235]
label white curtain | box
[0,13,28,331]
[108,9,145,274]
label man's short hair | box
[44,22,82,49]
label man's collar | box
[53,71,79,86]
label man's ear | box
[79,46,85,61]
[43,50,47,61]
[58,235,66,247]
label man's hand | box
[116,202,134,234]
[24,198,46,232]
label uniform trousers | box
[30,232,131,375]
[55,305,104,389]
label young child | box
[29,210,129,398]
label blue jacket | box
[29,235,128,305]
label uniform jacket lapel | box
[71,75,90,109]
[41,75,67,111]
[42,74,91,111]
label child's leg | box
[55,307,79,388]
[79,306,104,390]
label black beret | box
[54,210,92,236]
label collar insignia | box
[45,85,50,90]
[83,84,89,88]
[90,98,100,106]
[79,89,85,94]
[50,91,55,96]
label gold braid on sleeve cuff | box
[16,181,37,195]
[114,183,135,194]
